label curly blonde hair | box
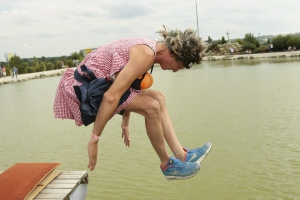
[157,25,203,69]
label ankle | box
[161,158,170,170]
[174,148,187,161]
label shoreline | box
[1,51,299,85]
[202,50,300,61]
[0,68,74,85]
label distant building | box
[4,53,16,62]
[80,48,98,56]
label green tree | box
[235,39,243,45]
[206,36,213,46]
[253,47,263,53]
[271,35,292,51]
[28,67,36,73]
[46,62,54,71]
[40,56,47,62]
[244,33,255,43]
[66,60,73,67]
[20,62,29,74]
[9,55,22,69]
[244,33,260,47]
[48,57,56,63]
[205,41,219,53]
[22,58,29,63]
[40,62,46,71]
[70,52,82,60]
[242,41,256,51]
[221,36,226,44]
[34,63,40,72]
[70,52,84,66]
[55,60,63,69]
[0,61,7,67]
[79,51,84,58]
[32,56,39,67]
[287,37,300,49]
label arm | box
[121,110,131,147]
[87,44,155,171]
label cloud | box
[104,2,153,19]
[22,43,33,49]
[0,0,299,59]
[0,32,12,39]
[36,32,63,38]
[1,9,37,26]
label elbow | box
[103,91,118,105]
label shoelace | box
[172,158,186,168]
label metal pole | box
[195,0,199,38]
[226,31,230,44]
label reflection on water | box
[0,57,300,199]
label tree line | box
[205,33,300,53]
[1,51,84,76]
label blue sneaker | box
[184,142,212,164]
[161,156,200,180]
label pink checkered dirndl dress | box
[53,38,157,126]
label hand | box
[121,124,130,147]
[121,111,131,147]
[87,139,98,171]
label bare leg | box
[140,89,186,161]
[124,94,170,167]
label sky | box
[0,0,299,60]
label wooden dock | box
[0,170,88,200]
[34,171,88,200]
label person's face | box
[160,54,185,73]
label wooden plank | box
[39,189,72,194]
[55,175,85,179]
[60,171,86,175]
[38,171,62,186]
[39,171,88,199]
[50,180,78,184]
[34,193,68,198]
[35,198,67,200]
[45,184,75,189]
[34,197,70,200]
[27,170,62,200]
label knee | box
[154,91,165,105]
[152,91,166,109]
[143,99,161,119]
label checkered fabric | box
[53,38,157,126]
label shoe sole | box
[196,142,212,165]
[165,167,200,181]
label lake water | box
[0,57,300,200]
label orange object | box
[136,72,153,90]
